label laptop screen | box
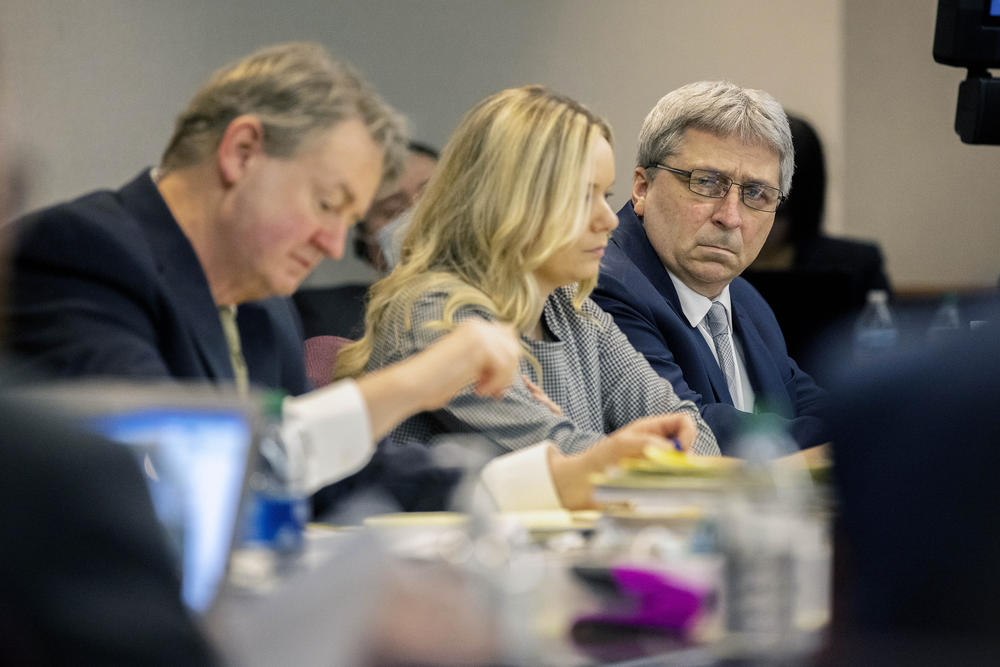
[89,407,253,614]
[24,382,259,617]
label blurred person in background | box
[336,85,718,511]
[357,140,438,273]
[748,114,890,296]
[592,82,829,459]
[743,114,892,370]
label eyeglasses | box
[649,164,785,213]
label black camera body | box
[955,75,1000,143]
[934,0,1000,144]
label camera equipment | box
[934,0,1000,144]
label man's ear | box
[217,115,265,186]
[632,166,650,217]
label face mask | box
[376,208,413,271]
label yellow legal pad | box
[619,446,743,476]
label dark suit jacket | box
[7,171,309,394]
[0,392,216,664]
[6,172,459,514]
[591,202,829,454]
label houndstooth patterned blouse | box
[366,285,720,457]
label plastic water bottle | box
[244,391,309,555]
[853,289,898,363]
[718,418,826,660]
[926,292,963,343]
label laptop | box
[26,381,259,617]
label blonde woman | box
[337,86,719,461]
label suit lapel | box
[118,173,235,383]
[732,293,792,415]
[613,203,682,308]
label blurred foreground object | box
[828,312,1000,660]
[0,391,216,664]
[591,428,831,662]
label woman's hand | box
[547,414,697,510]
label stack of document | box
[591,447,742,518]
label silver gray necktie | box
[704,301,738,404]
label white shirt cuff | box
[477,442,563,512]
[281,380,375,493]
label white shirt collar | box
[666,270,733,329]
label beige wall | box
[845,0,1000,289]
[0,0,845,287]
[7,1,990,291]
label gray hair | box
[636,81,794,193]
[159,42,408,188]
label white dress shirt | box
[282,380,376,492]
[666,271,756,413]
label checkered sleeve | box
[368,291,606,455]
[586,298,721,456]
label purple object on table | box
[575,566,709,636]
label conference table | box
[219,485,833,666]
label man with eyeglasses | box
[592,81,830,456]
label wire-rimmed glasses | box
[649,164,785,212]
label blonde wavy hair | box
[335,85,612,380]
